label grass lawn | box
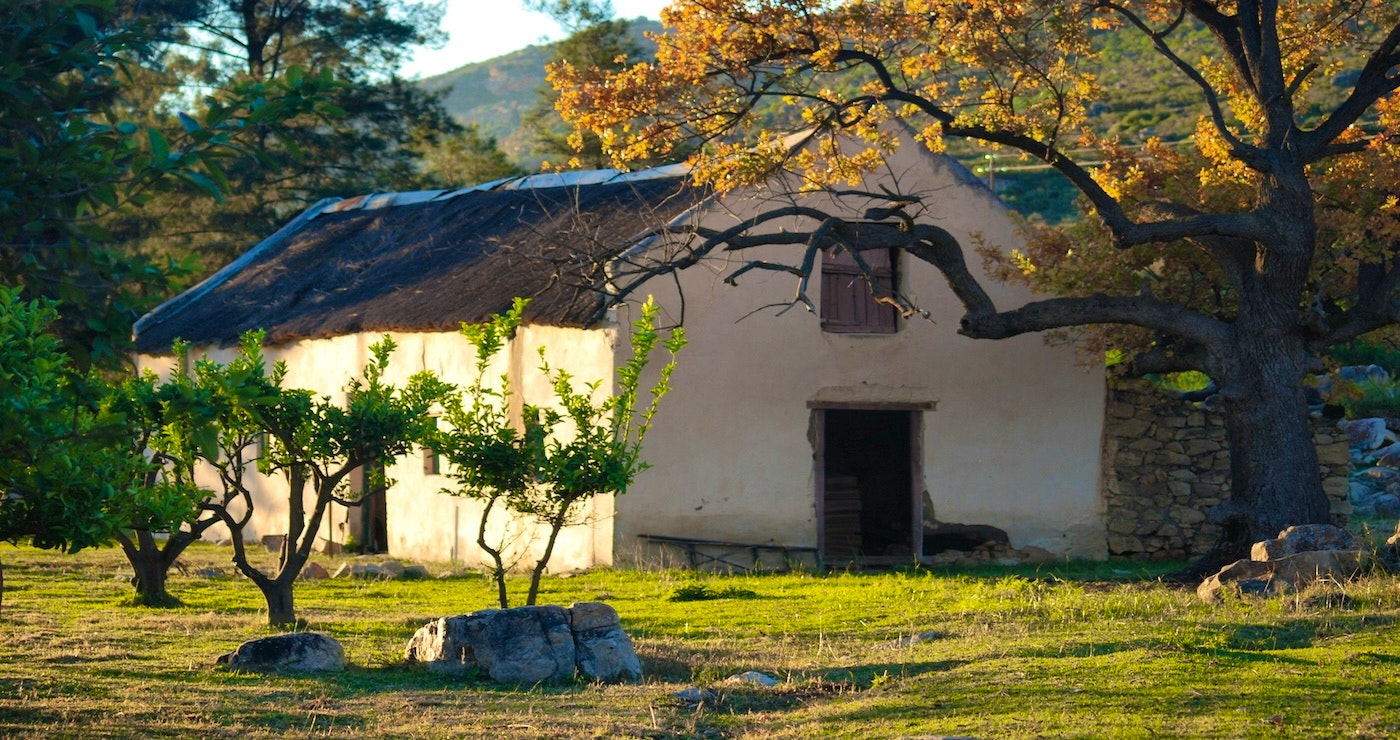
[1,542,1398,738]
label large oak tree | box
[555,0,1400,557]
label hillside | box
[418,18,662,166]
[422,19,1361,222]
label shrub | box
[1343,379,1400,420]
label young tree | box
[108,344,272,607]
[207,333,451,627]
[555,1,1400,560]
[0,289,195,609]
[438,297,684,607]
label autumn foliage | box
[555,1,1400,552]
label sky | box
[402,0,674,80]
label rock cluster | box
[1102,380,1351,559]
[1340,418,1400,520]
[1198,524,1370,603]
[296,559,431,581]
[404,602,642,684]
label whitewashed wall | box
[139,326,619,570]
[610,144,1108,561]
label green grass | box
[2,543,1399,738]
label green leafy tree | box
[418,124,526,187]
[0,289,200,609]
[107,342,275,607]
[438,297,684,607]
[210,333,451,627]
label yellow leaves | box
[1009,248,1038,276]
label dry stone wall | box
[1102,380,1351,559]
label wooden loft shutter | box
[820,247,898,334]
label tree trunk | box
[261,579,298,628]
[1212,327,1331,561]
[526,513,569,606]
[128,548,177,607]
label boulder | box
[1374,493,1400,518]
[401,564,431,580]
[405,606,576,684]
[569,602,643,683]
[332,562,390,580]
[1343,418,1396,451]
[1199,550,1370,603]
[261,534,287,553]
[405,602,642,684]
[299,562,330,581]
[217,633,345,672]
[1251,524,1359,559]
[724,671,780,687]
[1338,364,1390,384]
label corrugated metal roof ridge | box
[313,163,695,217]
[133,196,343,346]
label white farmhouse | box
[135,139,1108,571]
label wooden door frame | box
[810,401,929,562]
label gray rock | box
[1199,550,1370,603]
[261,534,286,553]
[672,687,714,702]
[570,602,642,683]
[1373,493,1400,518]
[893,631,944,647]
[1352,481,1382,503]
[405,606,576,684]
[217,633,345,672]
[1343,418,1396,451]
[378,560,405,577]
[1339,365,1390,384]
[332,562,389,580]
[401,564,431,580]
[299,562,330,581]
[725,671,780,687]
[1251,524,1358,561]
[405,602,643,684]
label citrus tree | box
[555,0,1400,559]
[213,334,451,627]
[438,297,685,607]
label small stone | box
[300,562,330,580]
[672,687,715,703]
[401,564,430,580]
[1374,494,1400,518]
[378,560,405,577]
[892,631,943,647]
[725,671,780,687]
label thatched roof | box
[134,168,705,354]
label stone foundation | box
[1101,380,1350,559]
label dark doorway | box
[818,409,917,562]
[350,461,389,554]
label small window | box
[821,247,898,334]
